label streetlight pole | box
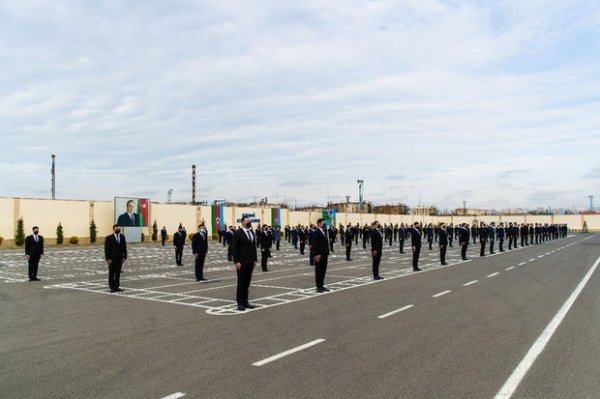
[357,180,364,213]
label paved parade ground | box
[1,233,599,398]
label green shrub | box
[15,218,25,246]
[89,220,97,243]
[152,221,158,241]
[56,223,64,245]
[69,236,79,245]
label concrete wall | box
[0,197,597,247]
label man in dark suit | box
[497,223,505,252]
[447,223,454,247]
[313,218,330,292]
[345,223,353,261]
[25,226,44,281]
[298,226,307,255]
[398,223,406,254]
[408,222,422,271]
[488,222,496,255]
[160,226,167,246]
[458,223,470,260]
[116,199,143,227]
[173,225,186,266]
[479,222,487,256]
[437,223,448,265]
[371,221,384,280]
[259,225,273,272]
[192,223,209,281]
[230,216,258,311]
[104,224,127,292]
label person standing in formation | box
[259,224,273,272]
[25,226,44,281]
[345,223,353,261]
[409,222,422,271]
[479,222,487,257]
[437,222,448,266]
[173,225,186,266]
[398,223,406,254]
[160,226,167,246]
[192,223,208,282]
[458,223,470,261]
[313,218,331,293]
[370,221,384,280]
[497,223,505,252]
[230,216,258,312]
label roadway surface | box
[1,233,598,398]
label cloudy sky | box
[1,0,599,210]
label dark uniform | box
[479,224,487,256]
[437,226,448,265]
[313,227,330,292]
[25,233,44,281]
[259,228,273,272]
[192,229,208,281]
[104,232,127,292]
[173,230,185,266]
[345,227,353,261]
[371,227,383,279]
[408,227,422,271]
[230,227,258,310]
[458,225,470,260]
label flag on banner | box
[211,205,225,234]
[322,208,336,226]
[137,199,149,227]
[271,208,281,227]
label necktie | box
[116,234,120,244]
[131,214,135,226]
[246,230,252,241]
[35,235,38,243]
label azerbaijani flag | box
[137,199,149,227]
[211,205,225,234]
[271,208,281,227]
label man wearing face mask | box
[104,224,127,292]
[370,221,384,280]
[173,225,186,266]
[259,224,273,272]
[25,226,44,281]
[192,223,209,281]
[230,216,258,311]
[313,218,331,292]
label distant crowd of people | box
[23,219,569,312]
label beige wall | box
[0,197,598,247]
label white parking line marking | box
[529,259,535,262]
[495,255,600,399]
[518,262,526,266]
[378,304,414,319]
[463,280,478,286]
[505,266,515,271]
[160,393,186,399]
[253,339,326,366]
[432,290,451,298]
[487,272,500,278]
[538,255,544,258]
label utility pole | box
[192,164,196,204]
[357,180,364,213]
[51,154,56,199]
[167,189,173,203]
[589,195,594,213]
[463,200,467,215]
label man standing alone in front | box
[230,216,258,311]
[313,218,331,292]
[104,224,127,293]
[173,225,185,266]
[437,223,448,265]
[25,226,44,281]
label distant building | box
[412,206,437,216]
[326,201,372,213]
[372,203,410,215]
[454,208,490,216]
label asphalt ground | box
[0,233,598,399]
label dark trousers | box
[461,243,468,260]
[372,253,381,277]
[355,236,358,245]
[499,238,504,251]
[195,254,206,280]
[521,237,525,246]
[428,239,433,250]
[329,240,335,252]
[299,241,305,255]
[309,247,314,265]
[161,236,166,246]
[346,243,352,260]
[514,238,519,248]
[388,237,393,246]
[440,245,447,264]
[315,255,328,289]
[261,248,270,271]
[489,240,495,254]
[399,239,405,253]
[448,236,453,247]
[276,240,280,250]
[530,235,534,245]
[412,245,421,270]
[363,238,367,249]
[292,238,298,249]
[108,260,122,290]
[28,255,40,280]
[472,236,477,244]
[236,262,254,306]
[480,241,486,256]
[175,247,183,265]
[508,237,513,249]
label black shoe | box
[262,269,269,272]
[347,259,352,261]
[110,289,117,293]
[197,278,207,282]
[32,278,40,281]
[413,268,421,272]
[245,303,256,309]
[490,252,496,254]
[115,288,123,292]
[237,305,246,311]
[374,276,384,280]
[29,279,35,282]
[316,288,324,293]
[322,287,330,292]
